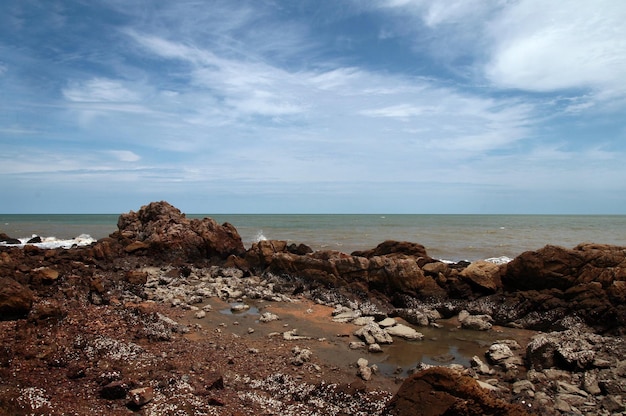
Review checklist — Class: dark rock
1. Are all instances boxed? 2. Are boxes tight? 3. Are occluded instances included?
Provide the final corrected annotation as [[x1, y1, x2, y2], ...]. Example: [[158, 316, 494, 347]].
[[502, 243, 626, 332], [100, 381, 130, 400], [26, 236, 42, 244], [352, 240, 430, 260], [0, 277, 34, 320], [385, 367, 531, 416]]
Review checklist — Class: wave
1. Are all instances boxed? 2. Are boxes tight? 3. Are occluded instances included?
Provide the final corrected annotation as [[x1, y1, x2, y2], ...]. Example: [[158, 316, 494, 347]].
[[0, 234, 96, 249], [254, 230, 268, 243]]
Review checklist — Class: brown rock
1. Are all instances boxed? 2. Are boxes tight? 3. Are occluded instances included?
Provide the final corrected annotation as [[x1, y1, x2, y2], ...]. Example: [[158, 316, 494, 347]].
[[0, 277, 34, 319], [124, 241, 149, 253], [385, 367, 531, 416], [125, 270, 148, 285], [502, 244, 626, 332], [33, 267, 60, 282], [100, 381, 130, 400], [115, 201, 245, 261], [459, 260, 502, 293], [352, 240, 430, 260], [128, 387, 153, 406]]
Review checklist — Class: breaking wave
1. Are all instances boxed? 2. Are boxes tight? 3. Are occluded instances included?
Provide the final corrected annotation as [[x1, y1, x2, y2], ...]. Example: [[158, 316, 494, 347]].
[[0, 234, 96, 249]]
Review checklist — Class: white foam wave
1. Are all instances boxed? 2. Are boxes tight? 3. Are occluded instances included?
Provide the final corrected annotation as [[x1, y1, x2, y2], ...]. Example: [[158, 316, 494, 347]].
[[254, 230, 267, 243], [484, 256, 513, 264], [0, 234, 96, 249]]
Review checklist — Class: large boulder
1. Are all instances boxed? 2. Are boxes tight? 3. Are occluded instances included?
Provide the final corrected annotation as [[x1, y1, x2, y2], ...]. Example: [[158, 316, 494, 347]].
[[384, 367, 531, 416], [0, 277, 34, 320], [502, 244, 626, 333], [114, 201, 245, 261]]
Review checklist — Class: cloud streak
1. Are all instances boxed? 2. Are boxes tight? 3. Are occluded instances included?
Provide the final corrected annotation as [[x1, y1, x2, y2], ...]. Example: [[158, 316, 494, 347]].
[[0, 0, 624, 213]]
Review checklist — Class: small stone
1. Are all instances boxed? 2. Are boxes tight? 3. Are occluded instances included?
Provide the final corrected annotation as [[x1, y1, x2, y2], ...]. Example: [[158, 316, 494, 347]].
[[349, 341, 367, 350], [194, 310, 206, 319], [259, 312, 279, 322], [128, 387, 153, 406], [247, 327, 255, 334], [230, 303, 250, 312], [368, 343, 383, 353]]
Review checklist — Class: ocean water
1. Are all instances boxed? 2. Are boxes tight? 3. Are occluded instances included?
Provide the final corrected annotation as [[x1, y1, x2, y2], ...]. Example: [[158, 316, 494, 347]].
[[1, 213, 625, 261]]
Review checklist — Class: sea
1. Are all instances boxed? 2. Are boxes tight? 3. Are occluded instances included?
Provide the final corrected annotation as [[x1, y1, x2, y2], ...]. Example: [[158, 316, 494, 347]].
[[2, 214, 625, 262]]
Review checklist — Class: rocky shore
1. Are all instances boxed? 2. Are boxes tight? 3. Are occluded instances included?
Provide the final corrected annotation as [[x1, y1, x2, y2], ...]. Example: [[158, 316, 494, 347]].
[[1, 201, 625, 415]]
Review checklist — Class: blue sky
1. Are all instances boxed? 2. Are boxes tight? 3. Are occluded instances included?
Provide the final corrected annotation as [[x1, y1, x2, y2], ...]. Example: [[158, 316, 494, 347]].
[[1, 0, 625, 214]]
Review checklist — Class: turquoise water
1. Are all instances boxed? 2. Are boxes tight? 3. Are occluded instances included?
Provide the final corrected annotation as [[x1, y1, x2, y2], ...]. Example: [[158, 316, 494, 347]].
[[2, 214, 625, 261]]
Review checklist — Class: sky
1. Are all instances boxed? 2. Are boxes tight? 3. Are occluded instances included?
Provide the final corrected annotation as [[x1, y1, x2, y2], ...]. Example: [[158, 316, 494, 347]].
[[1, 0, 626, 214]]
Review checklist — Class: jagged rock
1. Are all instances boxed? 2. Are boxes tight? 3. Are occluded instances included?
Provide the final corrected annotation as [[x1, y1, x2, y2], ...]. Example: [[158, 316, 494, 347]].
[[291, 346, 312, 366], [526, 329, 603, 371], [259, 312, 279, 322], [502, 243, 626, 332], [486, 343, 515, 365], [470, 356, 494, 375], [357, 358, 372, 381], [115, 201, 245, 261], [0, 278, 34, 319], [354, 322, 393, 345]]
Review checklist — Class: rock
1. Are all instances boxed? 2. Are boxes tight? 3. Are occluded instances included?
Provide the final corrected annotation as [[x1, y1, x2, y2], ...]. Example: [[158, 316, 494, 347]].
[[368, 343, 383, 353], [470, 356, 494, 375], [0, 278, 34, 319], [332, 310, 362, 323], [349, 341, 367, 350], [486, 343, 514, 365], [354, 322, 393, 345], [526, 329, 608, 371], [115, 201, 245, 261], [283, 329, 310, 341], [385, 367, 531, 416], [351, 316, 375, 326], [459, 260, 502, 293], [378, 317, 397, 327], [32, 267, 60, 282], [502, 243, 626, 332], [385, 324, 423, 341], [100, 381, 129, 400], [125, 270, 148, 285], [259, 312, 279, 322], [357, 358, 372, 381], [352, 240, 430, 260], [458, 311, 493, 331], [230, 303, 249, 313], [194, 310, 206, 319], [292, 346, 312, 366], [394, 309, 430, 326], [128, 387, 153, 406]]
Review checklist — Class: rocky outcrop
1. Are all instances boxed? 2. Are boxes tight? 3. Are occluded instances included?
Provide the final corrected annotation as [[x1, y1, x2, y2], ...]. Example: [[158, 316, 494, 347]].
[[502, 243, 626, 333], [244, 239, 447, 298], [385, 367, 531, 416], [114, 201, 245, 262]]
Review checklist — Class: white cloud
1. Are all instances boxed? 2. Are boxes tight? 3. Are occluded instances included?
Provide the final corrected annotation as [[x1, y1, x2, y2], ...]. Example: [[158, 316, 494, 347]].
[[107, 150, 141, 162], [63, 78, 142, 102], [485, 0, 626, 95]]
